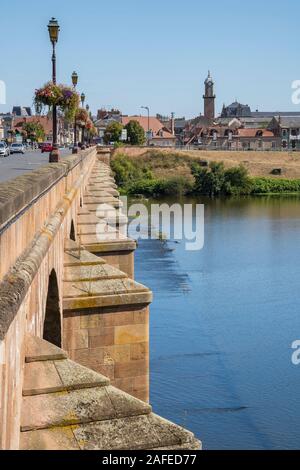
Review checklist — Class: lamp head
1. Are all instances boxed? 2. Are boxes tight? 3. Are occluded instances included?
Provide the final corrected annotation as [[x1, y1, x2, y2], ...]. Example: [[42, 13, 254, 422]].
[[71, 71, 78, 87], [48, 17, 60, 44]]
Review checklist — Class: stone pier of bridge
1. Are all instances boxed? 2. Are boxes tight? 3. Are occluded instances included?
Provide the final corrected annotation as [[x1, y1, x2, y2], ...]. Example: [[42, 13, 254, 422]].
[[0, 146, 201, 450]]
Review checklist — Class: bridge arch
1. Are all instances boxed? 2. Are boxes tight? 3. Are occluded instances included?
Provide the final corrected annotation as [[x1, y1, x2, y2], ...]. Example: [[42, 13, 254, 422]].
[[43, 269, 61, 347], [70, 219, 76, 241]]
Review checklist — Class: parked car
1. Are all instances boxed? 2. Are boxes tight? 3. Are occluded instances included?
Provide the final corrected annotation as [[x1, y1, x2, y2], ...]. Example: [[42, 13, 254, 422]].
[[0, 142, 10, 157], [10, 143, 25, 154], [41, 142, 53, 153]]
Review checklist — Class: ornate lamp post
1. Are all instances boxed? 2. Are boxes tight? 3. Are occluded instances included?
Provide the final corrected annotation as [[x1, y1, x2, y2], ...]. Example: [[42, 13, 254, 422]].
[[86, 104, 90, 146], [48, 17, 60, 162], [81, 93, 86, 149], [141, 106, 150, 146], [71, 71, 79, 154]]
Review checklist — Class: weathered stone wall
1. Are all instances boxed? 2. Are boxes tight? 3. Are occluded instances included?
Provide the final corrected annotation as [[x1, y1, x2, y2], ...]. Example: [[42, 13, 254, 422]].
[[0, 148, 96, 449]]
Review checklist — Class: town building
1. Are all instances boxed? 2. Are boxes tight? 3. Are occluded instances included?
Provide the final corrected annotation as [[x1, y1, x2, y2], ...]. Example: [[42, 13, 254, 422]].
[[121, 115, 176, 147], [268, 116, 300, 150], [179, 73, 300, 150], [221, 102, 252, 118], [12, 106, 32, 117], [11, 115, 53, 142]]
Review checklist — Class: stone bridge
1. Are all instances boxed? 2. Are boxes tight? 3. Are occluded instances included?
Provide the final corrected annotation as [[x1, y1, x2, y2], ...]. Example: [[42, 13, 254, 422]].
[[0, 146, 201, 450]]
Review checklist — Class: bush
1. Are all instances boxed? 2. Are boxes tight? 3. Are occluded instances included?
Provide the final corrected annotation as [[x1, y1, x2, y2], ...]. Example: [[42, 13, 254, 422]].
[[224, 166, 253, 195], [112, 153, 300, 198], [111, 153, 145, 186], [191, 161, 226, 196], [251, 177, 300, 194], [126, 176, 193, 197], [192, 162, 253, 196], [111, 153, 192, 197]]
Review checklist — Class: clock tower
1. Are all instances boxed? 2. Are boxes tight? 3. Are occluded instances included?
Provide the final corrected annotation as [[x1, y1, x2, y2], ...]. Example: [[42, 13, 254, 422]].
[[203, 71, 216, 121]]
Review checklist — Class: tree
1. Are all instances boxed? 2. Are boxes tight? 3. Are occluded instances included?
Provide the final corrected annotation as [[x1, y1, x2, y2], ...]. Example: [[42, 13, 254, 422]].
[[22, 122, 45, 142], [104, 122, 123, 144], [224, 165, 252, 195], [125, 120, 146, 145], [191, 161, 225, 196], [191, 161, 252, 196]]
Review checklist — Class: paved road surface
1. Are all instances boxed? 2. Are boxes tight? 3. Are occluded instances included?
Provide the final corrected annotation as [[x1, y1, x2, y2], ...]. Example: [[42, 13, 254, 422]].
[[0, 148, 72, 183]]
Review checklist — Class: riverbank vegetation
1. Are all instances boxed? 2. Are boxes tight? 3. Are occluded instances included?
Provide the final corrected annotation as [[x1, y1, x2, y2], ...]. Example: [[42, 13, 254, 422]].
[[111, 151, 300, 197]]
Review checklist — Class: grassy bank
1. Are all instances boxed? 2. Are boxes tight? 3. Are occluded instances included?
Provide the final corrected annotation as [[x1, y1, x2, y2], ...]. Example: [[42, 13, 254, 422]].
[[111, 151, 300, 197]]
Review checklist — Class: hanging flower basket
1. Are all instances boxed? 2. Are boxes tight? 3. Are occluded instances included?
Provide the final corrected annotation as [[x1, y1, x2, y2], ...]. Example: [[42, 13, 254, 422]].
[[75, 108, 89, 125], [86, 119, 93, 130], [34, 82, 79, 121]]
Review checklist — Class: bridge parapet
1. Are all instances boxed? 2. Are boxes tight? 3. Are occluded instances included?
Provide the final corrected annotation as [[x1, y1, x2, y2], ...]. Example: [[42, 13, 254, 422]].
[[0, 148, 96, 449]]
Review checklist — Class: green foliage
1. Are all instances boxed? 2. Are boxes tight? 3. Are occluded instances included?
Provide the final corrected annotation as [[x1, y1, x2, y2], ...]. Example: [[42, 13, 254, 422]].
[[191, 162, 253, 196], [191, 161, 226, 196], [112, 152, 300, 198], [251, 177, 300, 194], [224, 166, 253, 195], [111, 153, 191, 197], [104, 122, 123, 144], [126, 176, 193, 197], [113, 141, 124, 149], [22, 122, 45, 142], [111, 153, 146, 186], [125, 120, 146, 145]]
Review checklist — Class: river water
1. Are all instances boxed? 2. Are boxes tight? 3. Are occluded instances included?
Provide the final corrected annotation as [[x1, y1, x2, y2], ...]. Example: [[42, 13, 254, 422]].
[[132, 195, 300, 450]]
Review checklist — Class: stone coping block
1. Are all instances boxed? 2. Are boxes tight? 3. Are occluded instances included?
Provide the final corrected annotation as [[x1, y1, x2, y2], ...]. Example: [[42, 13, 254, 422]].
[[86, 186, 119, 197], [63, 240, 150, 309], [25, 334, 68, 363], [64, 249, 106, 268], [20, 335, 201, 450], [79, 205, 128, 224], [83, 196, 122, 209], [23, 359, 109, 396], [64, 278, 149, 298], [21, 385, 151, 431], [64, 264, 127, 282]]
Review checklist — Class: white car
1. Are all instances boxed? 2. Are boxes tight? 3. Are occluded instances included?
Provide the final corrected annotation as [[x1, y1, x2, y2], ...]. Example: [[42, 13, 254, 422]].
[[10, 143, 25, 154], [0, 142, 10, 157]]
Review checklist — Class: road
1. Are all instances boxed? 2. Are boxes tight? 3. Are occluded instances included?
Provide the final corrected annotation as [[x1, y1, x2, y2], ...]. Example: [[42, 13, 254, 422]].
[[0, 148, 72, 183]]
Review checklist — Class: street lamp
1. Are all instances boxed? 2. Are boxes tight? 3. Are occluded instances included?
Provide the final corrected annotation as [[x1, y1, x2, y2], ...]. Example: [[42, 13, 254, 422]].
[[141, 106, 150, 146], [72, 71, 79, 154], [81, 93, 86, 149], [71, 71, 78, 87], [48, 17, 60, 163]]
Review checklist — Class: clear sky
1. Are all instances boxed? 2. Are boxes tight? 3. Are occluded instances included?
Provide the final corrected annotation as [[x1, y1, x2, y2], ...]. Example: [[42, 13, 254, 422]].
[[1, 0, 300, 118]]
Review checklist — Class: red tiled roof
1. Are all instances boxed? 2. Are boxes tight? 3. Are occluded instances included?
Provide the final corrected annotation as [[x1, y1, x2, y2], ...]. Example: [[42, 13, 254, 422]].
[[12, 116, 53, 135], [237, 128, 274, 137], [151, 131, 176, 139], [121, 116, 163, 134], [121, 116, 175, 140]]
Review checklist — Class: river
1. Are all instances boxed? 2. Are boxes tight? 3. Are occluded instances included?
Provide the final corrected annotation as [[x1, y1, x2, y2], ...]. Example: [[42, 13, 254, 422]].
[[132, 195, 300, 450]]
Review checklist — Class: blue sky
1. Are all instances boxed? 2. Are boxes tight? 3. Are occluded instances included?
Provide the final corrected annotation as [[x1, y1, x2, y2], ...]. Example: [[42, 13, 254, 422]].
[[1, 0, 300, 118]]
